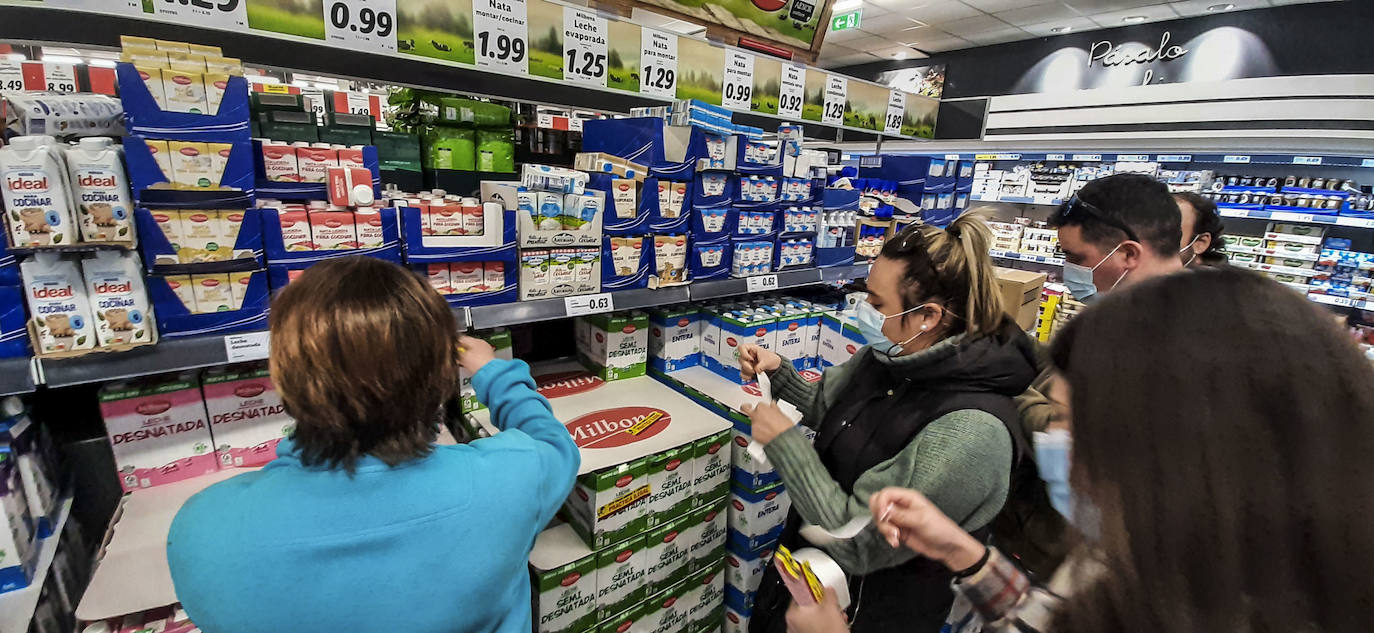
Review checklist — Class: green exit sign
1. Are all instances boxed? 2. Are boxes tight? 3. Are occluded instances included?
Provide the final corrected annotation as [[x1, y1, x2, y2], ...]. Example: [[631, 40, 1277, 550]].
[[831, 10, 862, 32]]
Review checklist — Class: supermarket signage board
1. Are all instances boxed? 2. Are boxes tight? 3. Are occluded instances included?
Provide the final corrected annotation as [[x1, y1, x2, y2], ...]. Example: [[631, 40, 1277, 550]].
[[29, 0, 932, 139]]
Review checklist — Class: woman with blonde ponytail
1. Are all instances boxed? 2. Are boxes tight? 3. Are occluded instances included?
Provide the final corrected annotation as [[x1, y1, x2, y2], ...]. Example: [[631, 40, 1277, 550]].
[[739, 213, 1039, 633]]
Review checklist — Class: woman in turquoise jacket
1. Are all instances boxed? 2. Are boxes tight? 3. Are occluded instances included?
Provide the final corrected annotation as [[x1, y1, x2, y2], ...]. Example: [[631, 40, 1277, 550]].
[[167, 256, 580, 633]]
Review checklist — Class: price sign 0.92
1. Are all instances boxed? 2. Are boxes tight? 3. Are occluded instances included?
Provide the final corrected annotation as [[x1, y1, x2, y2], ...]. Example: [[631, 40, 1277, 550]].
[[325, 0, 397, 54], [156, 0, 248, 31], [722, 50, 754, 111], [565, 292, 614, 317], [474, 0, 528, 74], [884, 90, 905, 135], [563, 7, 608, 88], [746, 274, 780, 293], [777, 64, 806, 119], [822, 75, 847, 125], [640, 28, 678, 99]]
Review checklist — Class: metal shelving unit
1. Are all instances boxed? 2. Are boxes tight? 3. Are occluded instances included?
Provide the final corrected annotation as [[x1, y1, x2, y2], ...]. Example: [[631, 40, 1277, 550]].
[[38, 336, 244, 389], [0, 358, 35, 397], [0, 497, 73, 633]]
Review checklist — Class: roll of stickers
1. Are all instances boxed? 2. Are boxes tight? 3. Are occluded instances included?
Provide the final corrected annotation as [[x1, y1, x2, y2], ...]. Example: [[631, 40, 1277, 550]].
[[774, 545, 851, 610], [745, 373, 802, 465]]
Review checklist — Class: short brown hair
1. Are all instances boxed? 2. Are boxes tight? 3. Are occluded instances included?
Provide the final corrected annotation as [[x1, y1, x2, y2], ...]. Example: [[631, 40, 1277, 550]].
[[269, 257, 459, 471]]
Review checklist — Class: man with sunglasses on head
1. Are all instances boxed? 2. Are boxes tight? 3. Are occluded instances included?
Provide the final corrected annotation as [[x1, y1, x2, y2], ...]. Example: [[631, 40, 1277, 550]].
[[1049, 173, 1184, 303]]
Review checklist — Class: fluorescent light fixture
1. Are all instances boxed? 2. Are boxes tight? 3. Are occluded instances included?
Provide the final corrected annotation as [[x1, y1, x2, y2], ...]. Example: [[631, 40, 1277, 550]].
[[1122, 15, 1147, 23], [1207, 3, 1235, 10], [42, 55, 84, 65], [1050, 26, 1071, 33], [832, 0, 862, 13], [88, 59, 117, 68]]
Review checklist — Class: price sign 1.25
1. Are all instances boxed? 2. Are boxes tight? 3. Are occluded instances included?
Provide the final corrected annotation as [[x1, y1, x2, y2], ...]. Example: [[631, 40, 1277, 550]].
[[563, 7, 608, 88], [324, 0, 397, 54], [474, 0, 529, 74]]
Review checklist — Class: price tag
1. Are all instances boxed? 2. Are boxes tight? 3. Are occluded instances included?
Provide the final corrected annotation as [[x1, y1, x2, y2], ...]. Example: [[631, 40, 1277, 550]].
[[1223, 155, 1251, 164], [154, 0, 249, 31], [883, 91, 905, 135], [536, 111, 555, 128], [300, 87, 327, 126], [821, 75, 846, 125], [746, 274, 780, 293], [1116, 154, 1150, 162], [722, 49, 755, 111], [473, 0, 528, 74], [1362, 159, 1374, 168], [943, 154, 960, 161], [569, 116, 584, 133], [259, 83, 292, 94], [1292, 156, 1323, 166], [1046, 154, 1065, 161], [563, 7, 608, 88], [0, 61, 24, 93], [564, 292, 614, 316], [224, 331, 271, 362], [324, 0, 397, 54], [330, 91, 379, 120], [20, 62, 77, 93], [1071, 154, 1102, 162], [777, 64, 805, 119], [1156, 154, 1192, 163], [46, 0, 145, 15], [639, 28, 677, 99]]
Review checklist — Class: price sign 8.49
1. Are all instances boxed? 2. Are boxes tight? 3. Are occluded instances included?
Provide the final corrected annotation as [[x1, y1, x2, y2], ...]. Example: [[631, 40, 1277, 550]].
[[563, 7, 608, 88], [474, 0, 529, 74], [324, 0, 397, 54], [156, 0, 248, 31]]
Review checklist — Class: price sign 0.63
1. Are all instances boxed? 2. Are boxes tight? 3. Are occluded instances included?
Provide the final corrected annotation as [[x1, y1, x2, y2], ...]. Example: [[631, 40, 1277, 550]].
[[157, 0, 248, 31], [563, 7, 608, 88], [325, 0, 397, 54], [565, 293, 614, 316], [474, 0, 529, 74]]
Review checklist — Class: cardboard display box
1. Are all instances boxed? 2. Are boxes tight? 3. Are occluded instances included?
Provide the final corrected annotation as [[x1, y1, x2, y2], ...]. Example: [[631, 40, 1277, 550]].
[[994, 267, 1047, 331]]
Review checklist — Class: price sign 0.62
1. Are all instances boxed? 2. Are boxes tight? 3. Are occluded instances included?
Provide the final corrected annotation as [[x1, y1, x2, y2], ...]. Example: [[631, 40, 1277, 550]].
[[474, 0, 528, 74], [746, 274, 779, 293], [640, 28, 677, 99], [563, 7, 608, 88], [325, 0, 397, 54], [157, 0, 248, 31]]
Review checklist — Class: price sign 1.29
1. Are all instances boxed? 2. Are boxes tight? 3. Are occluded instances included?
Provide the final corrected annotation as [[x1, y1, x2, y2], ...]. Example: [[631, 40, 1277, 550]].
[[474, 0, 529, 74], [639, 28, 677, 99], [563, 7, 608, 88], [325, 0, 397, 54], [157, 0, 248, 31], [822, 75, 847, 125]]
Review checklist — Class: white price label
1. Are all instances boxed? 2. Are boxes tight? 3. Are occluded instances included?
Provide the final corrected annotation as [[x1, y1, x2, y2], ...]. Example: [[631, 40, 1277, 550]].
[[23, 62, 77, 93], [46, 0, 144, 15], [883, 91, 905, 135], [1116, 154, 1150, 162], [344, 91, 376, 118], [944, 154, 960, 161], [1223, 155, 1251, 164], [569, 116, 583, 133], [822, 75, 847, 125], [746, 274, 779, 293], [536, 111, 555, 128], [224, 331, 271, 362], [1292, 156, 1323, 166], [1363, 159, 1374, 168], [474, 0, 528, 73], [1156, 154, 1192, 163], [639, 28, 677, 99], [563, 7, 608, 87], [564, 292, 614, 316], [301, 88, 327, 126], [0, 62, 21, 92], [1046, 154, 1066, 161], [777, 64, 805, 119], [722, 50, 755, 111], [1071, 154, 1102, 162], [154, 0, 248, 31], [325, 0, 397, 54]]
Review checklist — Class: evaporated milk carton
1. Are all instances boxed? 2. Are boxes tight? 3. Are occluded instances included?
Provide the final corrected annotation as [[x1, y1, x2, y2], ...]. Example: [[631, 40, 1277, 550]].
[[201, 363, 293, 468], [565, 458, 650, 550], [648, 306, 701, 372], [81, 251, 154, 347], [692, 429, 731, 503], [595, 534, 648, 622], [646, 443, 695, 527], [529, 523, 598, 633], [22, 253, 97, 354], [577, 311, 649, 381], [98, 374, 218, 492], [683, 495, 728, 571], [645, 512, 694, 595]]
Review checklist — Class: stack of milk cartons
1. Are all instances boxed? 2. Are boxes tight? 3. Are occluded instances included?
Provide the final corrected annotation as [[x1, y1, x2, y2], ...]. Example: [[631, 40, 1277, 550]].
[[575, 311, 649, 381], [1, 135, 136, 249], [200, 361, 294, 468], [20, 249, 156, 357], [97, 372, 219, 492], [648, 305, 702, 373]]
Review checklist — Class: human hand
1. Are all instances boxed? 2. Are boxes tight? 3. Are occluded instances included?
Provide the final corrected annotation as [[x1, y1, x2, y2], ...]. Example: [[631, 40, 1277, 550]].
[[740, 400, 793, 445], [457, 334, 496, 375], [739, 344, 781, 379], [870, 487, 986, 572], [785, 588, 848, 633]]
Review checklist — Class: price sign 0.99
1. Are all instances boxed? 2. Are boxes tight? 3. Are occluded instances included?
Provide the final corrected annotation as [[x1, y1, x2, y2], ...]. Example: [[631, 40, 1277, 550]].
[[156, 0, 248, 31], [565, 293, 614, 317], [324, 0, 397, 54], [722, 50, 754, 111], [822, 75, 847, 125], [474, 0, 529, 74], [563, 7, 608, 88], [640, 28, 677, 99], [777, 64, 805, 119], [884, 90, 905, 135]]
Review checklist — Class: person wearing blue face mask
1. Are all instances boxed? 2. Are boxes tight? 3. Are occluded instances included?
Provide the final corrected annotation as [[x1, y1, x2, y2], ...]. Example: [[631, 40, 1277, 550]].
[[735, 214, 1039, 633]]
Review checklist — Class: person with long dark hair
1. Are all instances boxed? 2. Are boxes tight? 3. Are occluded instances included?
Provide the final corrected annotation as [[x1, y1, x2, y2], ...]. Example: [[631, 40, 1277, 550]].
[[1175, 192, 1227, 267], [787, 266, 1374, 633]]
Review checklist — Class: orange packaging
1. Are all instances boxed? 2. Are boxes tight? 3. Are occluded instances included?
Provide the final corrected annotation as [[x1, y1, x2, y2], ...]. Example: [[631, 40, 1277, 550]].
[[308, 211, 357, 250]]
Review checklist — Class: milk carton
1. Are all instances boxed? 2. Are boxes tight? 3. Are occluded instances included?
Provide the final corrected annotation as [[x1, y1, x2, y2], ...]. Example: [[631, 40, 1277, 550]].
[[168, 142, 215, 188], [692, 429, 731, 503], [646, 443, 695, 527], [644, 512, 694, 595], [772, 311, 810, 368], [724, 540, 774, 608], [529, 524, 598, 633], [595, 534, 648, 621], [682, 563, 726, 631], [65, 137, 134, 243], [178, 210, 224, 262], [698, 309, 722, 369], [97, 374, 218, 492], [577, 311, 649, 381], [81, 251, 154, 347], [191, 273, 233, 313], [521, 249, 551, 300], [277, 210, 314, 251], [641, 577, 693, 633], [1, 136, 78, 247], [684, 495, 728, 571], [724, 605, 749, 633], [730, 429, 778, 489], [596, 602, 648, 633], [817, 312, 864, 368], [164, 275, 197, 312], [727, 482, 790, 551], [565, 458, 650, 550], [648, 306, 701, 372], [201, 364, 293, 468], [21, 253, 97, 354], [0, 453, 35, 593]]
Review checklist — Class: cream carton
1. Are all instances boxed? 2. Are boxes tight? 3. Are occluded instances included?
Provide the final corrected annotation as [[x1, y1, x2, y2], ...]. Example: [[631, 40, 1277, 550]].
[[201, 364, 293, 468], [683, 495, 728, 571], [450, 261, 485, 293], [21, 253, 97, 354], [529, 523, 598, 633], [595, 534, 648, 622], [178, 210, 227, 262], [1, 136, 78, 247], [565, 458, 650, 550], [220, 209, 247, 259], [727, 482, 790, 550], [648, 306, 701, 372], [82, 251, 154, 347], [354, 209, 385, 249], [645, 512, 694, 595], [163, 69, 207, 114], [308, 211, 358, 250], [296, 145, 337, 184], [428, 202, 465, 236], [97, 375, 218, 492], [277, 210, 314, 251], [228, 271, 253, 309], [692, 429, 731, 503], [425, 263, 452, 294], [191, 273, 232, 313], [144, 139, 175, 183], [577, 311, 649, 381], [646, 443, 695, 527], [65, 137, 134, 242], [168, 142, 214, 188], [681, 562, 726, 630], [261, 142, 300, 183], [206, 142, 232, 188], [204, 73, 230, 115], [484, 261, 506, 292], [164, 275, 197, 312], [133, 65, 167, 109]]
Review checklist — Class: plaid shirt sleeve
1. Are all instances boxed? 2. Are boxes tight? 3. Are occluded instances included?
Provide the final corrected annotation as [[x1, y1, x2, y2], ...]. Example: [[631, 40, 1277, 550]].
[[954, 548, 1064, 633]]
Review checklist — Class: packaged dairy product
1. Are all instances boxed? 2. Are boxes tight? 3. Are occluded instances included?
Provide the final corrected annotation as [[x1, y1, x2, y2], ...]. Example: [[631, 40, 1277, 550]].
[[669, 182, 688, 218], [65, 138, 134, 242], [610, 237, 645, 276], [521, 250, 551, 300], [178, 210, 227, 262], [657, 180, 672, 217], [641, 576, 692, 633], [0, 453, 35, 593], [191, 273, 232, 312], [596, 603, 646, 633], [596, 534, 647, 621], [81, 251, 154, 347], [681, 562, 726, 630], [692, 429, 731, 503], [228, 271, 254, 309], [308, 211, 357, 250], [575, 249, 598, 290], [646, 443, 695, 527], [203, 73, 230, 114], [278, 210, 314, 251], [484, 261, 505, 292], [206, 143, 232, 188], [426, 263, 452, 294], [168, 142, 214, 188], [261, 142, 300, 183], [164, 275, 197, 312], [219, 209, 246, 259], [724, 540, 774, 603], [1, 136, 78, 247], [450, 261, 485, 293], [562, 193, 601, 231], [354, 209, 385, 249], [683, 495, 728, 570], [297, 144, 337, 184], [201, 364, 293, 468], [609, 178, 637, 219], [817, 312, 863, 368], [428, 202, 464, 236], [577, 311, 649, 381], [550, 249, 577, 291], [337, 145, 365, 169], [564, 458, 650, 550], [21, 253, 97, 354], [648, 306, 700, 372], [655, 235, 688, 284], [727, 482, 790, 550], [645, 512, 694, 595], [97, 374, 218, 492], [163, 69, 207, 114], [133, 65, 167, 109], [529, 524, 598, 633], [536, 192, 564, 230], [144, 139, 175, 183], [461, 197, 485, 236]]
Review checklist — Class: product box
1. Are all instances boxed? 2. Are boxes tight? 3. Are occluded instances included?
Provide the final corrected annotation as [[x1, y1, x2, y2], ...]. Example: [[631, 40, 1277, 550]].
[[529, 523, 598, 633], [646, 443, 695, 528], [596, 603, 647, 633], [683, 495, 728, 571], [816, 312, 863, 368], [692, 429, 732, 503], [682, 562, 727, 631], [725, 604, 749, 633], [200, 363, 293, 468], [644, 512, 694, 595], [709, 312, 776, 383], [641, 576, 693, 633], [993, 267, 1047, 332], [566, 458, 650, 550], [730, 429, 778, 490], [578, 311, 650, 381], [0, 452, 35, 593], [596, 534, 648, 622], [97, 374, 218, 493], [770, 310, 817, 371], [724, 540, 775, 609], [459, 328, 514, 413], [648, 306, 701, 373], [727, 482, 790, 551]]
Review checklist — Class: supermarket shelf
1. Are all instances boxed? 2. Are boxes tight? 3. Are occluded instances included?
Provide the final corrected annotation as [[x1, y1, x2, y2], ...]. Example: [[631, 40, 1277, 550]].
[[0, 358, 35, 397], [468, 286, 692, 328], [40, 335, 249, 389], [1308, 292, 1374, 311], [689, 269, 824, 301], [911, 152, 1374, 168], [971, 194, 1063, 206], [990, 249, 1064, 267], [0, 497, 73, 633], [1225, 244, 1320, 261], [1218, 208, 1374, 229], [819, 263, 872, 282]]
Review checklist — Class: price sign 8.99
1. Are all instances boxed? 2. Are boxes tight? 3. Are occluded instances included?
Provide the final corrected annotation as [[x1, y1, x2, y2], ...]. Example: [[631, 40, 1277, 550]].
[[156, 0, 248, 31], [324, 0, 397, 54], [563, 7, 608, 88], [474, 0, 529, 74]]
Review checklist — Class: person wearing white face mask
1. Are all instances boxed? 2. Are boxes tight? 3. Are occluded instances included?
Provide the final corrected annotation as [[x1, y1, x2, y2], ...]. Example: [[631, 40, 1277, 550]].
[[736, 214, 1039, 633], [1174, 192, 1228, 268]]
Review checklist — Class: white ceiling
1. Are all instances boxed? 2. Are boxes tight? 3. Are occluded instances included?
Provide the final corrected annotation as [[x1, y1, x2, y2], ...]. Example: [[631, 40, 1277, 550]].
[[817, 0, 1341, 68]]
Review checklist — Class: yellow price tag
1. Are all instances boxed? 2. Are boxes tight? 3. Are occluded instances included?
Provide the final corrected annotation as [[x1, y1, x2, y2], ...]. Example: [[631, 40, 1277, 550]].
[[626, 411, 664, 436], [260, 84, 291, 94]]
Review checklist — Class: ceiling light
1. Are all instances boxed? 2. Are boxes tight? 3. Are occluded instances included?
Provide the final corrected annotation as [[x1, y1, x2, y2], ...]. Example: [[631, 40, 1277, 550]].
[[832, 0, 862, 12], [1207, 3, 1234, 10], [1049, 26, 1071, 33], [892, 51, 909, 59], [1122, 15, 1147, 23], [42, 55, 84, 65]]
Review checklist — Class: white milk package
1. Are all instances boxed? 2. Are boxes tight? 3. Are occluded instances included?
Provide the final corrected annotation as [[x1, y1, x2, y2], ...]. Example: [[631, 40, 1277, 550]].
[[576, 311, 649, 381], [201, 363, 294, 468], [595, 534, 648, 622], [81, 251, 155, 347], [22, 253, 98, 354], [648, 306, 702, 372], [1, 136, 78, 247], [645, 512, 694, 595], [727, 481, 790, 551], [529, 523, 598, 633], [0, 452, 36, 593], [646, 443, 695, 528], [98, 373, 219, 492], [64, 137, 134, 243]]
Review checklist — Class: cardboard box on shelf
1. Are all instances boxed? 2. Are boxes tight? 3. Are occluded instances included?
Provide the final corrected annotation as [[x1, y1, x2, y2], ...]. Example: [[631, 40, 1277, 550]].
[[529, 523, 598, 633], [644, 511, 694, 595], [726, 482, 789, 551], [646, 443, 695, 528], [565, 457, 650, 551], [692, 430, 732, 504], [816, 312, 863, 368], [595, 534, 648, 622], [683, 495, 728, 571], [577, 311, 650, 381], [724, 540, 775, 605], [993, 267, 1047, 331], [648, 306, 701, 373]]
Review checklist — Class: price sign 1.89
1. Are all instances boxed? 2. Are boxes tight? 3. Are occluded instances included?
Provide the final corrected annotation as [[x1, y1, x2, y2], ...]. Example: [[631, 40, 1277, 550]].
[[474, 0, 529, 74], [884, 90, 905, 135], [324, 0, 397, 54], [563, 7, 608, 87]]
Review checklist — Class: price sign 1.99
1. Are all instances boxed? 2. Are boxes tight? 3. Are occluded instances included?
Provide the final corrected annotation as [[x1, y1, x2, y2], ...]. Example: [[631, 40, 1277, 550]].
[[639, 28, 678, 99], [324, 0, 397, 54], [722, 50, 754, 111], [474, 0, 529, 74], [563, 7, 608, 88], [884, 90, 905, 135], [822, 74, 847, 125], [156, 0, 248, 31], [777, 64, 806, 119]]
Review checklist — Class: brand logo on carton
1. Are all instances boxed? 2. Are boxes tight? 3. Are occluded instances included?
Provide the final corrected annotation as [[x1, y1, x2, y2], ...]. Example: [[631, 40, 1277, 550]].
[[594, 332, 605, 343], [78, 174, 117, 188], [666, 458, 681, 471], [622, 324, 636, 334], [732, 499, 745, 511], [733, 435, 749, 447], [677, 318, 690, 327], [706, 510, 719, 521], [179, 145, 200, 156], [652, 327, 662, 337], [662, 597, 677, 608], [94, 280, 133, 294], [534, 370, 603, 398], [726, 556, 739, 568], [32, 284, 74, 299], [616, 620, 634, 633], [663, 530, 679, 543], [708, 442, 722, 455], [565, 406, 671, 448], [173, 75, 192, 86], [788, 322, 799, 332], [755, 327, 767, 337], [136, 400, 172, 415], [201, 278, 220, 288], [615, 474, 634, 488], [264, 147, 291, 159], [561, 572, 582, 587], [615, 548, 635, 563], [234, 383, 267, 398], [189, 213, 209, 223], [6, 174, 48, 191], [226, 212, 244, 222], [765, 492, 778, 501], [727, 613, 740, 624], [725, 337, 738, 348], [326, 219, 343, 228], [846, 343, 857, 354]]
